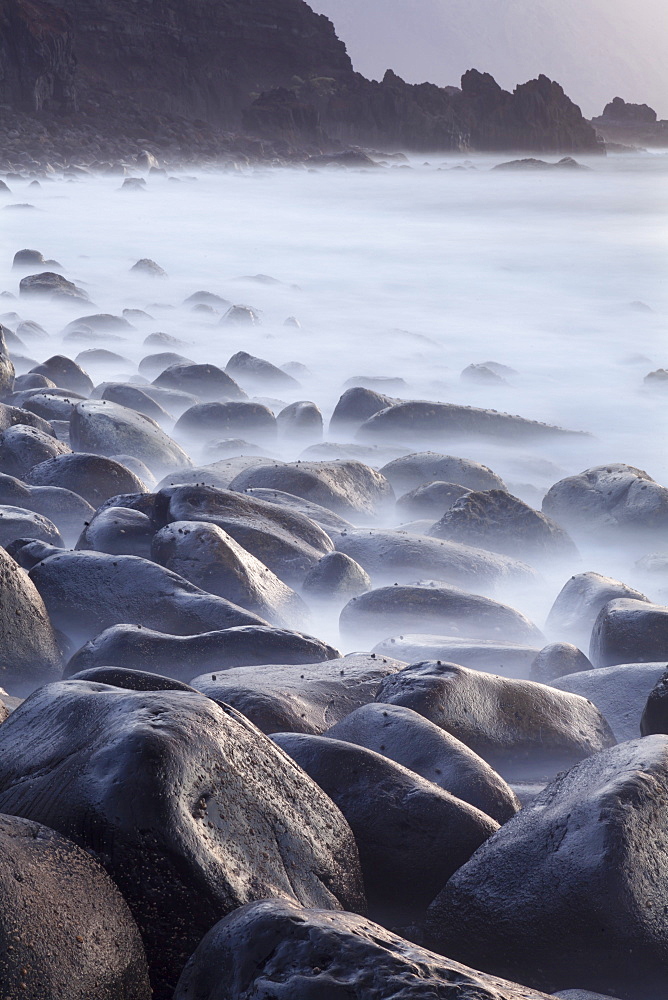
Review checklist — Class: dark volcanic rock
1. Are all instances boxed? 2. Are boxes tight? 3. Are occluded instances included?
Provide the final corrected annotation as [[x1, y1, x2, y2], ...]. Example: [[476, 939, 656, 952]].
[[0, 504, 63, 547], [589, 598, 668, 668], [0, 400, 55, 435], [0, 813, 150, 999], [0, 423, 70, 478], [192, 652, 406, 735], [226, 351, 300, 391], [0, 471, 94, 543], [273, 731, 498, 925], [373, 635, 541, 679], [542, 464, 668, 538], [101, 382, 173, 422], [424, 737, 668, 999], [76, 505, 155, 558], [429, 489, 578, 563], [20, 272, 90, 304], [545, 571, 649, 648], [26, 452, 148, 506], [0, 682, 365, 998], [302, 550, 371, 601], [151, 519, 308, 629], [551, 662, 668, 744], [241, 487, 354, 536], [596, 96, 658, 124], [327, 702, 519, 823], [30, 354, 93, 393], [329, 386, 400, 433], [20, 543, 267, 645], [138, 353, 194, 380], [358, 400, 584, 446], [175, 401, 276, 442], [376, 661, 614, 781], [640, 669, 668, 736], [277, 400, 323, 441], [335, 528, 537, 588], [228, 459, 395, 522], [70, 398, 191, 475], [154, 362, 246, 402], [66, 623, 340, 680], [20, 387, 86, 421], [68, 665, 199, 692], [530, 642, 593, 683], [340, 583, 544, 646], [0, 0, 77, 115], [154, 484, 334, 586], [0, 544, 62, 693], [395, 480, 472, 520], [173, 899, 554, 1000]]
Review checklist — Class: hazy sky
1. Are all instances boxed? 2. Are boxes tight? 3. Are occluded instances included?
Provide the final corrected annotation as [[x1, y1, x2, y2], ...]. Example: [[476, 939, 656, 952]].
[[309, 0, 667, 118]]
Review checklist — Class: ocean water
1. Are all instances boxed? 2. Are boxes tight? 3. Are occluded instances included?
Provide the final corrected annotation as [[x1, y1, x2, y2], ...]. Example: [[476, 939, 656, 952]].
[[2, 151, 667, 642]]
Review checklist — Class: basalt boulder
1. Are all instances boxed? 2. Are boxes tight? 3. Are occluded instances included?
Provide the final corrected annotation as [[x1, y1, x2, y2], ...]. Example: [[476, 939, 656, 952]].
[[17, 543, 266, 646], [101, 382, 173, 422], [228, 459, 395, 522], [273, 731, 498, 925], [640, 669, 668, 736], [335, 528, 537, 589], [153, 485, 334, 586], [0, 813, 151, 999], [154, 363, 246, 402], [191, 652, 406, 735], [0, 423, 71, 478], [151, 520, 308, 629], [302, 550, 371, 602], [551, 662, 668, 743], [376, 661, 614, 781], [0, 545, 62, 694], [0, 472, 94, 544], [66, 624, 340, 680], [372, 635, 541, 679], [327, 702, 519, 823], [381, 451, 506, 494], [70, 399, 191, 476], [531, 643, 593, 683], [0, 400, 55, 435], [545, 572, 649, 649], [29, 354, 93, 394], [76, 505, 155, 558], [174, 401, 277, 443], [329, 386, 399, 433], [20, 388, 86, 421], [424, 737, 668, 999], [542, 464, 668, 539], [589, 599, 668, 667], [340, 584, 544, 647], [173, 899, 554, 1000], [358, 401, 583, 446], [240, 487, 354, 536], [277, 400, 323, 442], [0, 683, 365, 999], [0, 504, 63, 547], [395, 480, 472, 520], [429, 489, 578, 563], [26, 452, 148, 506], [226, 351, 300, 391]]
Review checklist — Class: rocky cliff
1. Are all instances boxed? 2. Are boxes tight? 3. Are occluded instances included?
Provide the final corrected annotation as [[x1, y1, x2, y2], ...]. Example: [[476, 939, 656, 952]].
[[0, 0, 602, 156]]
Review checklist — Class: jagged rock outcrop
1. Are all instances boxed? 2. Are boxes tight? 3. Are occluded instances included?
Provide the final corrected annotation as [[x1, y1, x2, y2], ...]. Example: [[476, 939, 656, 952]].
[[594, 96, 657, 124], [0, 0, 76, 112]]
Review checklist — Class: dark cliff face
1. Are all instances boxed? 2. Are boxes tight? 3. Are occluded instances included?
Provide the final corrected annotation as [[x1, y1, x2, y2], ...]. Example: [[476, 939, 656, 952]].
[[0, 0, 601, 154], [46, 0, 353, 124], [0, 0, 76, 112]]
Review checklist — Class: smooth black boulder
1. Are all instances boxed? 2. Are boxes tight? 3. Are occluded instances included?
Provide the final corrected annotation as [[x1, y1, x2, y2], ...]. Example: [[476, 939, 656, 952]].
[[0, 682, 365, 999], [395, 480, 472, 519], [589, 598, 668, 667], [0, 813, 151, 999], [154, 362, 246, 401], [329, 386, 399, 433], [240, 486, 354, 536], [546, 571, 649, 649], [226, 350, 300, 391], [70, 398, 191, 476], [376, 661, 615, 781], [381, 451, 507, 494], [173, 898, 554, 1000], [424, 737, 668, 999], [358, 400, 583, 445], [277, 400, 323, 441], [373, 635, 541, 679], [228, 459, 395, 522], [151, 520, 308, 629], [0, 504, 63, 547], [76, 505, 155, 558], [153, 485, 334, 586], [101, 382, 173, 422], [429, 489, 578, 563], [174, 401, 277, 442], [26, 452, 148, 506], [545, 571, 648, 648], [138, 353, 194, 380], [0, 472, 94, 543], [0, 400, 55, 435], [20, 544, 267, 645], [640, 669, 668, 735], [530, 642, 593, 683], [0, 423, 71, 478], [68, 665, 202, 693], [551, 662, 668, 743], [302, 550, 371, 601], [542, 464, 668, 538], [340, 584, 544, 646], [0, 545, 62, 693], [20, 387, 86, 421], [29, 354, 93, 394], [326, 702, 519, 823], [20, 272, 90, 304], [66, 623, 340, 680], [192, 652, 406, 735], [272, 731, 498, 924]]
